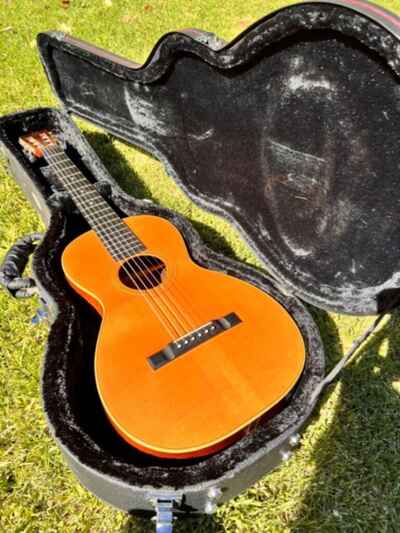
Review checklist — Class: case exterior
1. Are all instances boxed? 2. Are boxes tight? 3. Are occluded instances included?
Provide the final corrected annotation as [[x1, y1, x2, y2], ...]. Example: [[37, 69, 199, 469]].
[[1, 0, 400, 518], [312, 0, 400, 36]]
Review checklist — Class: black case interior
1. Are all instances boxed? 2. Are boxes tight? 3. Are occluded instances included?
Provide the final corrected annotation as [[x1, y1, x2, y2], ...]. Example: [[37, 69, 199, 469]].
[[38, 1, 400, 316], [1, 0, 399, 514]]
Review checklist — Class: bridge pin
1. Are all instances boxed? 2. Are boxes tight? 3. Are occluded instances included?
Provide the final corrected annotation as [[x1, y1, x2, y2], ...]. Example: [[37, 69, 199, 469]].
[[191, 336, 195, 341], [184, 340, 189, 344], [204, 329, 209, 334], [198, 333, 202, 337]]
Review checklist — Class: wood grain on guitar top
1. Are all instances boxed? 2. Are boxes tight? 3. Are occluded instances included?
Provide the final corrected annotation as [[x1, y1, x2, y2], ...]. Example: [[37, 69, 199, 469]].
[[62, 214, 305, 458]]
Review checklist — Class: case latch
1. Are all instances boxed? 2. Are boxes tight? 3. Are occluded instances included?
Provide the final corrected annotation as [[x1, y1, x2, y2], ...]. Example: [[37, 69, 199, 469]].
[[148, 493, 182, 533]]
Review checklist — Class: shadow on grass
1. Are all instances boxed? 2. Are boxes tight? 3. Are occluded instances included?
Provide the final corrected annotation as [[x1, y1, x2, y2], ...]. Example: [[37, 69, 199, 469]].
[[85, 131, 239, 260], [84, 131, 152, 200], [288, 309, 400, 530]]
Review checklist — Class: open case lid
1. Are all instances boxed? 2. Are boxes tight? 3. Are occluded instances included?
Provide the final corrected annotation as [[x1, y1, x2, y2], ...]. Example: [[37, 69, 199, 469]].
[[37, 0, 400, 316]]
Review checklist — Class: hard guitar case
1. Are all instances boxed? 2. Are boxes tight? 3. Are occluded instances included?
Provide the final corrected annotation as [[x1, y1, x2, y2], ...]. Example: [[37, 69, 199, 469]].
[[1, 0, 400, 529]]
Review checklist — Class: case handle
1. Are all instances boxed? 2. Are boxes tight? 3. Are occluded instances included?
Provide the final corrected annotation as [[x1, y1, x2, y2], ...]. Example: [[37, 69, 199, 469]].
[[0, 233, 43, 299]]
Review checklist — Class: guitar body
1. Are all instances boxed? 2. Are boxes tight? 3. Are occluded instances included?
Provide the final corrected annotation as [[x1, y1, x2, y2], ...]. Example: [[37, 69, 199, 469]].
[[62, 214, 305, 458]]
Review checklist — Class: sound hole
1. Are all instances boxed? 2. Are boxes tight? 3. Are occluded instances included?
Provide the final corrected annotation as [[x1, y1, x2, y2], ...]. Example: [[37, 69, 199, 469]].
[[119, 255, 166, 290]]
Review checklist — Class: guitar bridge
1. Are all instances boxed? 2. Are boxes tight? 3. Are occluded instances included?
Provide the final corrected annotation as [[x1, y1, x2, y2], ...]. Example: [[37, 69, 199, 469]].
[[148, 312, 242, 370]]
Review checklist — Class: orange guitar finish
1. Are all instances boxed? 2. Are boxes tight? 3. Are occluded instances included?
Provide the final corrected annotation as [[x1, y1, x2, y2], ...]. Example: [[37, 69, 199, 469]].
[[62, 215, 305, 458]]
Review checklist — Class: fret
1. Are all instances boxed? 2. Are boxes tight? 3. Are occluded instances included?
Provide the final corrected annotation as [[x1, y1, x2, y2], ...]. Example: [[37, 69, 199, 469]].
[[43, 146, 145, 259], [73, 184, 97, 193], [61, 174, 92, 186], [47, 154, 73, 165], [94, 233, 141, 251], [82, 205, 121, 223], [88, 231, 142, 261], [94, 228, 140, 250], [75, 201, 144, 257], [49, 164, 78, 173], [73, 200, 133, 235], [46, 150, 68, 159], [72, 189, 111, 205], [84, 217, 137, 244], [74, 183, 95, 193], [85, 205, 117, 217]]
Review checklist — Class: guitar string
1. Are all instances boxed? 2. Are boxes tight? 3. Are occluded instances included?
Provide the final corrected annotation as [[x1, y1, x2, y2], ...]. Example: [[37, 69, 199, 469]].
[[26, 135, 180, 339], [44, 148, 197, 336], [43, 146, 182, 339], [43, 144, 197, 337], [45, 176, 204, 328], [44, 146, 189, 339], [44, 146, 202, 333], [39, 160, 201, 329], [139, 255, 204, 326]]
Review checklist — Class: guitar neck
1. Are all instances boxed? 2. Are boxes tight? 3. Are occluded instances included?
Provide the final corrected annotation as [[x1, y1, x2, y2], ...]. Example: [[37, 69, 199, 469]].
[[44, 145, 145, 261]]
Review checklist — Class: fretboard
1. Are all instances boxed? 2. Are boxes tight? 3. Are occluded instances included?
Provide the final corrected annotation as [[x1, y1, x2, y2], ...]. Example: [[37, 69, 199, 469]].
[[44, 145, 145, 261]]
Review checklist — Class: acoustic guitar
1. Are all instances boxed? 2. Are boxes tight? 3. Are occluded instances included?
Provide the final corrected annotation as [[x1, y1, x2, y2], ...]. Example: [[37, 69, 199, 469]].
[[19, 130, 306, 459]]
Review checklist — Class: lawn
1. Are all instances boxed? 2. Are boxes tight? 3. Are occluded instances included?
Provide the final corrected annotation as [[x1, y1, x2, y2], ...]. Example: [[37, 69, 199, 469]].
[[1, 0, 400, 531]]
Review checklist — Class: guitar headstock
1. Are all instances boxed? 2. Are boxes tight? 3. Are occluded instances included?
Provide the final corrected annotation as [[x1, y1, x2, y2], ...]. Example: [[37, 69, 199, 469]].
[[19, 130, 58, 159]]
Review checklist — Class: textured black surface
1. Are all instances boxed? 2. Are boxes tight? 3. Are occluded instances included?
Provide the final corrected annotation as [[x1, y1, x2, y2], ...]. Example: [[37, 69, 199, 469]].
[[38, 2, 400, 314]]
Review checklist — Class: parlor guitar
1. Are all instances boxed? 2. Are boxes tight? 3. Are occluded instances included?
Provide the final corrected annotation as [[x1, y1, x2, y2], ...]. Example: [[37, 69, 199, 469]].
[[19, 130, 305, 459]]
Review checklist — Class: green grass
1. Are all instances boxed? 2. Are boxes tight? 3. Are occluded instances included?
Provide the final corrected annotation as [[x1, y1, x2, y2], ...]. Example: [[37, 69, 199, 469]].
[[1, 0, 400, 531]]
